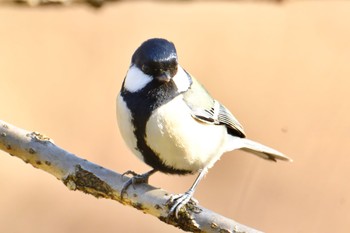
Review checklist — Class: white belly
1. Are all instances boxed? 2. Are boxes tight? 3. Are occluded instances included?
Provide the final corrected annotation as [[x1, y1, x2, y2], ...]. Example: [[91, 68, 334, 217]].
[[145, 95, 228, 172], [117, 95, 145, 162]]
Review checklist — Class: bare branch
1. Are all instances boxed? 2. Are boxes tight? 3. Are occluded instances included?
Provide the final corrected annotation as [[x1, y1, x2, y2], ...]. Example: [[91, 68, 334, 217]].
[[0, 0, 285, 9], [0, 119, 262, 233]]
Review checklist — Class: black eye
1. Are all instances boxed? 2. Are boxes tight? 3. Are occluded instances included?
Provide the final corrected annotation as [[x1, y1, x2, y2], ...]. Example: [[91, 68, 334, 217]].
[[141, 64, 150, 74]]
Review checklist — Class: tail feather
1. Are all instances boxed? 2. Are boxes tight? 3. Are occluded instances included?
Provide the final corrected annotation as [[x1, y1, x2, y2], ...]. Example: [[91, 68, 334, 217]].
[[226, 137, 292, 162]]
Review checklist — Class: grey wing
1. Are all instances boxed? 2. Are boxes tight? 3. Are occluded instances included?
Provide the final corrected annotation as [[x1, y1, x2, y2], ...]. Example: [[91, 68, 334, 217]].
[[192, 99, 246, 138], [182, 75, 246, 138]]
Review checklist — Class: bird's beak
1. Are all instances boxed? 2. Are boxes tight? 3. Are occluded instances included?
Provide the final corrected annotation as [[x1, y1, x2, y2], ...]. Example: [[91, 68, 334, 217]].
[[156, 71, 172, 83]]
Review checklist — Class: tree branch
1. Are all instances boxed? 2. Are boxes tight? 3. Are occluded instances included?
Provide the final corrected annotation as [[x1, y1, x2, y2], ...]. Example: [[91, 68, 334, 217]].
[[0, 0, 285, 9], [0, 119, 262, 233]]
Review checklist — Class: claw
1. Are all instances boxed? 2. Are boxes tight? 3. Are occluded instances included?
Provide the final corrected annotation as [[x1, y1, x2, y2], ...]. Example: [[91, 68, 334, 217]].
[[167, 167, 208, 218], [168, 190, 195, 218], [120, 178, 133, 198], [122, 170, 139, 177], [120, 169, 156, 199]]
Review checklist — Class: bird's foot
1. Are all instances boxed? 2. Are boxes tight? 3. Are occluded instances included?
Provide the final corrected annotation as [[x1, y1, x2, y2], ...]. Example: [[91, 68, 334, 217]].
[[120, 170, 154, 199], [168, 190, 198, 218]]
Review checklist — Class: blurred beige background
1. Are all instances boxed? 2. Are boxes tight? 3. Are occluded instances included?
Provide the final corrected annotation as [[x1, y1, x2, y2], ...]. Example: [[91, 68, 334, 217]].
[[0, 1, 349, 233]]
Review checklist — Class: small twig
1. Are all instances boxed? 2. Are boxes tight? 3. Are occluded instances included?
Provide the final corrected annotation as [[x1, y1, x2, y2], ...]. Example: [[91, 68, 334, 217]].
[[0, 119, 262, 233]]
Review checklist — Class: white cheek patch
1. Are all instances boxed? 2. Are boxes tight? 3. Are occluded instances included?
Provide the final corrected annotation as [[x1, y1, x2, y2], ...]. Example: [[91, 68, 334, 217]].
[[123, 65, 152, 93], [172, 66, 191, 93]]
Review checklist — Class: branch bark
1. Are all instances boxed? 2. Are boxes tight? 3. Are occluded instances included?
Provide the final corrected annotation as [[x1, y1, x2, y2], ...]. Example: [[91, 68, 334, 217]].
[[0, 119, 262, 233]]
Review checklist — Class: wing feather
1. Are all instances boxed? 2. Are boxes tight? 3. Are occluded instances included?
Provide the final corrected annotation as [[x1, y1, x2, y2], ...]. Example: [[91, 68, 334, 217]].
[[182, 74, 246, 138]]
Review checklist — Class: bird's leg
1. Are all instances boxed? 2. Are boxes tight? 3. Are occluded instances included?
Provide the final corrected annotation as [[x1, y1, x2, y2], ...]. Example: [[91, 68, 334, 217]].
[[168, 167, 208, 218], [121, 169, 157, 199]]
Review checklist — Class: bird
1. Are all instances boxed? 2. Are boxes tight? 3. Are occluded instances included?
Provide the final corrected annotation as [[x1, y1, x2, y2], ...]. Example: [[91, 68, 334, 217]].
[[116, 38, 292, 218]]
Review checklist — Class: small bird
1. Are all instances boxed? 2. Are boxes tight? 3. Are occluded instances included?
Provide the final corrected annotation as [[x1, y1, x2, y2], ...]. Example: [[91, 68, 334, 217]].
[[117, 38, 292, 218]]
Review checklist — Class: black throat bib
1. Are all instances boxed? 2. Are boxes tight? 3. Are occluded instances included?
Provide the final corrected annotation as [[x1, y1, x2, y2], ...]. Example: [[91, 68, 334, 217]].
[[121, 80, 192, 174]]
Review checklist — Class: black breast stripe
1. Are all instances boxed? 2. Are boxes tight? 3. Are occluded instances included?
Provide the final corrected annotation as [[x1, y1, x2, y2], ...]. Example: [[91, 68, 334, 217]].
[[121, 80, 192, 175]]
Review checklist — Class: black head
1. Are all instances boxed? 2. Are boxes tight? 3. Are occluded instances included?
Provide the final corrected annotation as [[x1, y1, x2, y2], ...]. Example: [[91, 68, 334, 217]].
[[132, 38, 178, 82]]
